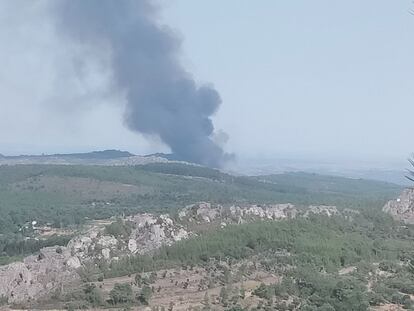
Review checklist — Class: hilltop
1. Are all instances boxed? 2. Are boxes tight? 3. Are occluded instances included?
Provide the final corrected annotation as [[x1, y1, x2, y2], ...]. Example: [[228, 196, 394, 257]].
[[0, 150, 170, 166], [0, 149, 134, 160]]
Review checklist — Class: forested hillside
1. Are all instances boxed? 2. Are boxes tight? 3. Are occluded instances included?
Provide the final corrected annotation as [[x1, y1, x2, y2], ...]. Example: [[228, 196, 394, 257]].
[[57, 211, 414, 310], [0, 163, 411, 310], [0, 163, 401, 235]]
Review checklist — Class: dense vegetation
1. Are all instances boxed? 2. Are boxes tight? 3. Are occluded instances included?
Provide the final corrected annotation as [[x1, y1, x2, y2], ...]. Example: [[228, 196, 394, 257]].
[[0, 235, 72, 265], [1, 162, 411, 309], [103, 210, 412, 275], [0, 163, 401, 236], [94, 211, 414, 310], [0, 163, 402, 268]]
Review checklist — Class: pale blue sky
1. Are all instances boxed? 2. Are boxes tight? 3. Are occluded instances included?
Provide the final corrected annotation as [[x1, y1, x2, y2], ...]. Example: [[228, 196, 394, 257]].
[[0, 0, 413, 166], [162, 0, 414, 162]]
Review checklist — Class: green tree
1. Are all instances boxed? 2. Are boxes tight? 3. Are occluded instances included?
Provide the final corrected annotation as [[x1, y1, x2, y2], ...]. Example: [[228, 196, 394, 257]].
[[105, 218, 132, 238], [149, 271, 157, 283], [135, 273, 142, 286], [331, 280, 369, 311], [137, 285, 152, 305], [109, 283, 133, 305], [253, 283, 272, 300], [239, 287, 246, 299], [319, 304, 335, 311], [83, 283, 104, 307]]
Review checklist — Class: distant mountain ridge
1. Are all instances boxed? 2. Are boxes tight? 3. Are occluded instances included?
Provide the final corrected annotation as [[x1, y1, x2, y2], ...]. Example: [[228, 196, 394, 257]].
[[0, 149, 134, 160], [0, 150, 172, 166]]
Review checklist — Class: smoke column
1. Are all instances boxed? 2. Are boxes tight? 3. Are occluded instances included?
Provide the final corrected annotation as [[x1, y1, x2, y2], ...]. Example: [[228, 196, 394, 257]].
[[53, 0, 230, 167]]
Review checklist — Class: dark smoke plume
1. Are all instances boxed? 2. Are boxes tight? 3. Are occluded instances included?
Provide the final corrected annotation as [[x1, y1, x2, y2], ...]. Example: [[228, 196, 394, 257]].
[[53, 0, 231, 167]]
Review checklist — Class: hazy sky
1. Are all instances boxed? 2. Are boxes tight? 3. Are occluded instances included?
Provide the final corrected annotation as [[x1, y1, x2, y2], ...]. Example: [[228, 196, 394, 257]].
[[1, 0, 414, 165]]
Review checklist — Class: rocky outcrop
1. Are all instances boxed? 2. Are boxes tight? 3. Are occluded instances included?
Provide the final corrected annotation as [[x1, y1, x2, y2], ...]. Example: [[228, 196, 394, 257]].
[[304, 205, 339, 218], [127, 214, 190, 254], [61, 213, 190, 262], [230, 203, 297, 221], [179, 202, 344, 225], [0, 246, 80, 304], [0, 213, 190, 305], [383, 188, 414, 224], [0, 202, 351, 305]]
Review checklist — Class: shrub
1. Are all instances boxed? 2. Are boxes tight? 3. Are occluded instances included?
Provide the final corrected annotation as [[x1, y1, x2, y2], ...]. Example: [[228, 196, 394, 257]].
[[83, 283, 104, 307], [109, 283, 133, 305], [105, 219, 132, 238], [136, 285, 152, 305]]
